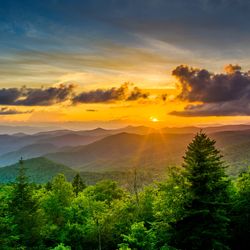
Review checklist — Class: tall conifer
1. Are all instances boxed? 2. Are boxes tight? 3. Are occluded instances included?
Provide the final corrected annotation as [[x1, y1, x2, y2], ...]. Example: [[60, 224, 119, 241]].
[[9, 158, 40, 247], [171, 132, 230, 250], [72, 173, 86, 196]]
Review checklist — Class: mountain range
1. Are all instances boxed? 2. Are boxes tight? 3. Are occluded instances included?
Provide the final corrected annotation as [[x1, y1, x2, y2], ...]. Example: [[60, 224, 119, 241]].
[[1, 124, 250, 183]]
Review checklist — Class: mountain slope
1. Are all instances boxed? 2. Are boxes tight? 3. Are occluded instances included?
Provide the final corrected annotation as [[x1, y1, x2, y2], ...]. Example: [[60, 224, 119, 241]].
[[37, 134, 107, 147], [0, 143, 59, 167], [2, 126, 250, 179], [45, 132, 194, 171], [0, 157, 76, 183], [44, 130, 250, 175], [0, 128, 111, 157]]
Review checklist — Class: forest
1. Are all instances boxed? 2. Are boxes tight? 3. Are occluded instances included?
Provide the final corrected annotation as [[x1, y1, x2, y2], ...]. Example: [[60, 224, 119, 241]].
[[0, 132, 249, 250]]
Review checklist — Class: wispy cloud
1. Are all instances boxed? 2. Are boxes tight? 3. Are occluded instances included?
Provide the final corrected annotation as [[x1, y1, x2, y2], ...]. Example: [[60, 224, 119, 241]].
[[86, 109, 98, 112], [0, 107, 33, 115]]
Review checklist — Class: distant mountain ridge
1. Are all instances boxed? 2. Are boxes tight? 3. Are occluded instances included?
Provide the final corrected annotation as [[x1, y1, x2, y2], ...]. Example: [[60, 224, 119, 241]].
[[0, 143, 59, 166], [45, 132, 194, 171], [1, 124, 250, 179], [44, 129, 250, 175]]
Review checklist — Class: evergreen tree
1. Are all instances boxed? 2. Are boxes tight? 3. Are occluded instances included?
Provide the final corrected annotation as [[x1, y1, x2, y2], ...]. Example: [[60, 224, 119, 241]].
[[72, 173, 85, 196], [8, 157, 40, 248], [170, 132, 230, 250]]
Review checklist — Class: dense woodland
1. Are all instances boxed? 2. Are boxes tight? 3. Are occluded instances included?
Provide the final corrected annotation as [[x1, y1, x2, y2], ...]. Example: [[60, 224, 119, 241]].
[[0, 132, 250, 250]]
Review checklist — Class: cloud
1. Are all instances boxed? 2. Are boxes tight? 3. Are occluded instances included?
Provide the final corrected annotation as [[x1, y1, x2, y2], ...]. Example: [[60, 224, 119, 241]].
[[0, 88, 25, 105], [72, 83, 149, 103], [86, 109, 98, 112], [17, 84, 75, 106], [0, 83, 153, 108], [126, 87, 149, 101], [171, 64, 250, 116], [170, 101, 250, 117], [0, 84, 75, 106], [161, 93, 168, 101], [0, 107, 32, 115], [224, 64, 242, 74]]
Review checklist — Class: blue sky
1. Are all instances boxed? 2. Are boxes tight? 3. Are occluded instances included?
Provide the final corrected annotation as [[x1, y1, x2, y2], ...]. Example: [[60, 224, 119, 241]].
[[1, 0, 250, 88]]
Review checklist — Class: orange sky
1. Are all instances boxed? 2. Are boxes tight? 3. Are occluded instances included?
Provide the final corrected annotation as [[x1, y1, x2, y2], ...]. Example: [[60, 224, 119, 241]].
[[2, 86, 250, 129]]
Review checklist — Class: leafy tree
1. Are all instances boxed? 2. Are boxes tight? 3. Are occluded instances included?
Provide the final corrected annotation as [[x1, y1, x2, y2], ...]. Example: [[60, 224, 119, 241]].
[[136, 185, 156, 225], [170, 132, 230, 250], [52, 243, 71, 249], [72, 173, 86, 196], [64, 192, 109, 250], [153, 167, 189, 248], [119, 221, 156, 250], [118, 243, 132, 250], [0, 184, 15, 248], [98, 196, 137, 249], [42, 174, 74, 247], [230, 168, 250, 249], [84, 180, 124, 205]]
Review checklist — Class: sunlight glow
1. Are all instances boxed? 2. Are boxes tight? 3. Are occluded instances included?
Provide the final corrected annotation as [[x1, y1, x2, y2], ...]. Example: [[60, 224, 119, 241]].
[[150, 116, 159, 123]]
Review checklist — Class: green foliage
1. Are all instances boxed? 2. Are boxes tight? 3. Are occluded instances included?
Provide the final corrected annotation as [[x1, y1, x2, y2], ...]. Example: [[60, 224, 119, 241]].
[[1, 133, 250, 249], [0, 184, 15, 248], [170, 132, 231, 250], [84, 179, 125, 205], [8, 158, 41, 248], [0, 157, 76, 183], [120, 221, 156, 250], [72, 173, 86, 196], [230, 168, 250, 249], [118, 243, 132, 250], [41, 174, 74, 246], [183, 132, 229, 200], [52, 243, 71, 250]]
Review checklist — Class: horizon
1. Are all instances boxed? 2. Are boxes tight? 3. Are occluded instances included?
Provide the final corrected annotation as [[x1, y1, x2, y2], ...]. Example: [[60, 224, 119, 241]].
[[1, 122, 250, 135]]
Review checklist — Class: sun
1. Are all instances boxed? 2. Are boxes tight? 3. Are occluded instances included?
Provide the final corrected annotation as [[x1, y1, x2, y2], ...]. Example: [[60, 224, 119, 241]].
[[150, 116, 159, 123]]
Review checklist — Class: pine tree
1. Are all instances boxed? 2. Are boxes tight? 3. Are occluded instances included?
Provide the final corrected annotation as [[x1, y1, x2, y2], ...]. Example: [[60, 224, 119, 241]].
[[9, 157, 40, 248], [171, 132, 230, 250], [72, 173, 86, 196]]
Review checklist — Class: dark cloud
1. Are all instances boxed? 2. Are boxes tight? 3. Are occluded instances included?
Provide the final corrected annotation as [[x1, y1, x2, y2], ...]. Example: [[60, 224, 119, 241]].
[[0, 83, 149, 107], [0, 84, 74, 106], [73, 83, 128, 103], [0, 107, 33, 115], [161, 93, 168, 101], [172, 64, 250, 103], [86, 109, 98, 112], [0, 88, 25, 105], [170, 101, 250, 116], [72, 83, 149, 104], [171, 64, 250, 116], [126, 87, 149, 101], [17, 84, 75, 106]]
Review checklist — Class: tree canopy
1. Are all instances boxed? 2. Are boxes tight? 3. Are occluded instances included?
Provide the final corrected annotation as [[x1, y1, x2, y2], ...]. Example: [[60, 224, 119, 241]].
[[0, 133, 249, 249]]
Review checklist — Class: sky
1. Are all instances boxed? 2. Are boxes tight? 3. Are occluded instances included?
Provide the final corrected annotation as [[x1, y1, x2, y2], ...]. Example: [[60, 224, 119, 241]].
[[1, 0, 250, 129]]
